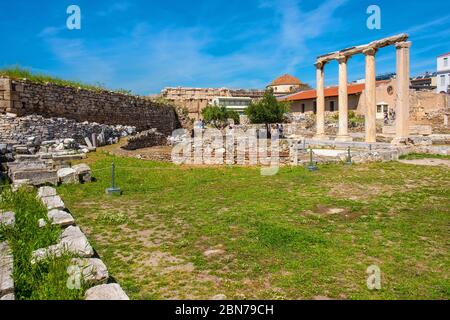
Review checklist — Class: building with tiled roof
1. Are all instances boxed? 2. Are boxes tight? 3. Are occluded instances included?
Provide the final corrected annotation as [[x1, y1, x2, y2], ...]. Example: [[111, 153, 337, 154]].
[[280, 80, 397, 120], [267, 74, 309, 96]]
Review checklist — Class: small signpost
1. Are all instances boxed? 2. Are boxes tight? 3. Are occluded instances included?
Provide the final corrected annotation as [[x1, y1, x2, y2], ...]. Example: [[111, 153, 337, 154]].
[[307, 148, 318, 171], [346, 146, 353, 165], [106, 162, 121, 195]]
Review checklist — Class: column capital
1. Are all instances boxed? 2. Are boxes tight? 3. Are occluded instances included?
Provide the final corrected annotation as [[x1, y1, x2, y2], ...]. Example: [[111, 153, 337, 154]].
[[336, 55, 349, 64], [363, 47, 378, 56], [315, 61, 326, 69], [395, 41, 412, 49]]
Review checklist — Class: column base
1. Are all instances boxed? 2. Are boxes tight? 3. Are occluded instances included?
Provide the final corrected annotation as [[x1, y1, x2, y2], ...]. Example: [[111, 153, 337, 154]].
[[335, 135, 353, 142], [313, 134, 329, 141], [365, 137, 377, 144]]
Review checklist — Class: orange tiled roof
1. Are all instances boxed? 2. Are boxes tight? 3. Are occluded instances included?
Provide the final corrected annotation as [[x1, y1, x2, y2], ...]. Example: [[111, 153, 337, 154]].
[[284, 80, 390, 101], [269, 74, 303, 86]]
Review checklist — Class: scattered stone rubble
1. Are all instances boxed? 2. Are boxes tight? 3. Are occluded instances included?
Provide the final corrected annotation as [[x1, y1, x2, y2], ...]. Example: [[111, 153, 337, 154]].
[[6, 153, 93, 189], [0, 113, 136, 147]]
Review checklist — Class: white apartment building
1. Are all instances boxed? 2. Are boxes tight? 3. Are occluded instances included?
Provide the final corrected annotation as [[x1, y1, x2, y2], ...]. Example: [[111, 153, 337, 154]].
[[437, 52, 450, 93]]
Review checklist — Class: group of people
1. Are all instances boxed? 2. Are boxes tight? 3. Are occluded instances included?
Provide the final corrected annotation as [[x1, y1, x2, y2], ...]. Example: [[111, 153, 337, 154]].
[[384, 110, 396, 125]]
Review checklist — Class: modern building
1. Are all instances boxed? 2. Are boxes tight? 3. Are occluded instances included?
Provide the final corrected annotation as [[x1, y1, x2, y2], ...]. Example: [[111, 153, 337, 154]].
[[437, 52, 450, 93], [281, 80, 397, 120], [266, 74, 309, 96], [410, 72, 437, 91], [211, 96, 252, 115]]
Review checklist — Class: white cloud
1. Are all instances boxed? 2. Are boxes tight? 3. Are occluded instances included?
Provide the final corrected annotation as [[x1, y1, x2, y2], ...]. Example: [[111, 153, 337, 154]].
[[39, 0, 349, 94]]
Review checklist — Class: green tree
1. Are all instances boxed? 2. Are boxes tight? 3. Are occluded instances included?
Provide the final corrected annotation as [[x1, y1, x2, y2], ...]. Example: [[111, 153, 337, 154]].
[[202, 105, 240, 129], [245, 89, 290, 135]]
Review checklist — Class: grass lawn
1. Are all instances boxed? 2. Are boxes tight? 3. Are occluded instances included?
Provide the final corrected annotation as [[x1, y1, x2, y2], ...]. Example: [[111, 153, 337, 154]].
[[57, 151, 450, 300]]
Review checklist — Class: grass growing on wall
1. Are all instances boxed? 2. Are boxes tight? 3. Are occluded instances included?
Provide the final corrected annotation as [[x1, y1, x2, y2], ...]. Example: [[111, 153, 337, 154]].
[[0, 188, 87, 300], [0, 65, 132, 95]]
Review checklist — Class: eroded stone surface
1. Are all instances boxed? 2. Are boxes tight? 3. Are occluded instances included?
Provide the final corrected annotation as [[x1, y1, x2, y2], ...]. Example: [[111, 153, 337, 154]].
[[41, 195, 65, 210], [32, 226, 94, 263], [57, 167, 78, 184], [85, 283, 129, 300], [48, 209, 75, 227], [0, 241, 14, 297], [59, 226, 94, 257], [71, 258, 109, 285], [0, 293, 15, 300], [72, 164, 92, 183], [0, 211, 15, 228], [37, 186, 57, 199]]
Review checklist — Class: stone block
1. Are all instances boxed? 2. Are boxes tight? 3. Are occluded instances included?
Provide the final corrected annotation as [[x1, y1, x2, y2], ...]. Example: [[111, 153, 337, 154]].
[[41, 195, 65, 210], [0, 293, 15, 300], [59, 226, 94, 257], [85, 283, 129, 300], [32, 226, 94, 263], [72, 163, 92, 183], [11, 169, 58, 186], [57, 167, 78, 184], [47, 209, 75, 227], [71, 258, 108, 285], [0, 242, 14, 297], [0, 211, 15, 228], [37, 186, 57, 199]]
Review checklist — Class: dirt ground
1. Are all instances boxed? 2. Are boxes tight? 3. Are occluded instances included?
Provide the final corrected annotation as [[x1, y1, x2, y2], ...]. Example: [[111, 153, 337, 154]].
[[399, 158, 450, 167]]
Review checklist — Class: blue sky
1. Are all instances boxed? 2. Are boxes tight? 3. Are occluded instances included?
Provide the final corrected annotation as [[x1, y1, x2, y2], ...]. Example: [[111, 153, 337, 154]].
[[0, 0, 449, 95]]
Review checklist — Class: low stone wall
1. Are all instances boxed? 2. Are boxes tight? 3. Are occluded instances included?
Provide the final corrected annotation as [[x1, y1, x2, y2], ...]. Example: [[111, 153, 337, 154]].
[[0, 113, 135, 146], [33, 186, 130, 300], [122, 129, 167, 150], [0, 77, 179, 135]]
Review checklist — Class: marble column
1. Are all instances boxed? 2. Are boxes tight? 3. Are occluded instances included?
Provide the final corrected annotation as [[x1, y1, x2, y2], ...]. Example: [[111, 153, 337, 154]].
[[336, 55, 352, 142], [314, 61, 327, 139], [363, 47, 377, 143], [392, 41, 411, 144]]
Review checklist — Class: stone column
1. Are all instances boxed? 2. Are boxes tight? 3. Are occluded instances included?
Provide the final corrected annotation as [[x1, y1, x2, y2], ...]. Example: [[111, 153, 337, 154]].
[[314, 61, 327, 140], [363, 48, 377, 143], [336, 56, 352, 142], [392, 41, 411, 144]]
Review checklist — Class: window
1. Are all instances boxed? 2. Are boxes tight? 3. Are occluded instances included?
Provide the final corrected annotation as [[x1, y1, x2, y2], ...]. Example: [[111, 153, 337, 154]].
[[313, 101, 317, 114], [377, 105, 382, 113], [330, 101, 335, 112], [301, 104, 305, 113]]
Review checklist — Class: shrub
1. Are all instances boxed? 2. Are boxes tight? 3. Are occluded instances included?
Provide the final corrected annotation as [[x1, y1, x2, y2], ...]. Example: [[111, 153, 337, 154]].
[[202, 105, 240, 128]]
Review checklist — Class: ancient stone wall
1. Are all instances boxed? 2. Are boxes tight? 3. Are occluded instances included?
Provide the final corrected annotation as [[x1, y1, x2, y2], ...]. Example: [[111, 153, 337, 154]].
[[0, 77, 179, 135]]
